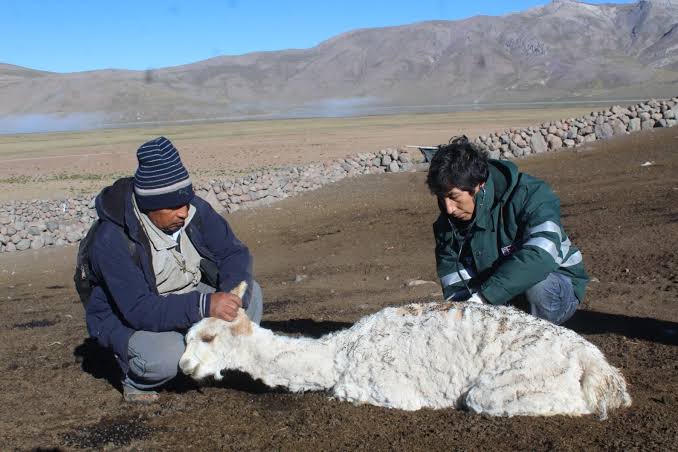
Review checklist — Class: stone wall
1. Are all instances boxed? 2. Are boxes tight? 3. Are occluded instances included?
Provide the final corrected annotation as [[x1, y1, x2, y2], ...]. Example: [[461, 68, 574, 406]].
[[1, 97, 676, 254], [472, 98, 677, 159]]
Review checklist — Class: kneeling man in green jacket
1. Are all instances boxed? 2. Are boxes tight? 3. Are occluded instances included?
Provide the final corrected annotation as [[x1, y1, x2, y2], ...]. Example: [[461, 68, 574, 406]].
[[427, 136, 588, 325]]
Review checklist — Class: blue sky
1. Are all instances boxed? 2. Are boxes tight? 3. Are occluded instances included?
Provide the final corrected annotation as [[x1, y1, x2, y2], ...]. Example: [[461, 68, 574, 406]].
[[1, 0, 634, 73]]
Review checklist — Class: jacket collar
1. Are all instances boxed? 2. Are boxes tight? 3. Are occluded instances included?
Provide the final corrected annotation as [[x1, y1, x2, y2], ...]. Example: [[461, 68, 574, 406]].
[[473, 175, 495, 230], [95, 177, 154, 245], [472, 160, 516, 231], [132, 194, 197, 251]]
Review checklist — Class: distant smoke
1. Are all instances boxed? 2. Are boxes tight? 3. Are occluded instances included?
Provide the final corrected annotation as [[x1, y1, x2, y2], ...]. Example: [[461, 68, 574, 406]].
[[286, 97, 381, 118], [0, 112, 107, 134]]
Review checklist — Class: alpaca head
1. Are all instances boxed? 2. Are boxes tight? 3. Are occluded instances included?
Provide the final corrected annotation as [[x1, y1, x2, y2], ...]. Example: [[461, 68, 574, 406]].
[[180, 281, 253, 381], [180, 308, 254, 381]]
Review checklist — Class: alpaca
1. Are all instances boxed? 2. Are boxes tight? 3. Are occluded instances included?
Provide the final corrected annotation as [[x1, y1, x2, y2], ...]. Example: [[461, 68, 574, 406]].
[[180, 284, 631, 419]]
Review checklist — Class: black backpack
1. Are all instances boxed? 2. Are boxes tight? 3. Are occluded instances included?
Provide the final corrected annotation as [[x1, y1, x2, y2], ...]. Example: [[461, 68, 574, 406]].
[[73, 221, 138, 308]]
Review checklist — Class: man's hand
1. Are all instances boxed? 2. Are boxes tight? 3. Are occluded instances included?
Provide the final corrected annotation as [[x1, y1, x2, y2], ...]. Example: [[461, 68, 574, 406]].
[[467, 292, 485, 304], [209, 292, 243, 321]]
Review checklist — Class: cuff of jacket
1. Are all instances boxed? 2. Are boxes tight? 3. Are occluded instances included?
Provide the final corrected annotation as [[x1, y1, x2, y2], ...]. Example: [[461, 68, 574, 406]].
[[200, 292, 212, 318], [478, 282, 510, 305]]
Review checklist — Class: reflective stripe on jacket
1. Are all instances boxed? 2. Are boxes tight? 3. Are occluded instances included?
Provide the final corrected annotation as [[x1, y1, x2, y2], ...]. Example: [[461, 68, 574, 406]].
[[434, 160, 588, 305]]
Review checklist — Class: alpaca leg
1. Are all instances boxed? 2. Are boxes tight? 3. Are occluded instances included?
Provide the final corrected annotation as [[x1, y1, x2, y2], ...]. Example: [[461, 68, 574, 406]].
[[463, 367, 589, 417]]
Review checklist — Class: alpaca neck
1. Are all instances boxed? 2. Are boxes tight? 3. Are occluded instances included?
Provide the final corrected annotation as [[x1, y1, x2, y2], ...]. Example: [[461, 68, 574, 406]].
[[235, 327, 339, 393]]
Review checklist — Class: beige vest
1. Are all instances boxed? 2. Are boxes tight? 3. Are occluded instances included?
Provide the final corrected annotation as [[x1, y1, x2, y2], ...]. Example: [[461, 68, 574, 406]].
[[133, 197, 203, 295]]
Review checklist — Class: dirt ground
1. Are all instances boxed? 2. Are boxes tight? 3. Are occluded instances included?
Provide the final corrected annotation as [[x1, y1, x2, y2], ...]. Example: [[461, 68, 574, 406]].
[[0, 126, 677, 450], [0, 106, 598, 201]]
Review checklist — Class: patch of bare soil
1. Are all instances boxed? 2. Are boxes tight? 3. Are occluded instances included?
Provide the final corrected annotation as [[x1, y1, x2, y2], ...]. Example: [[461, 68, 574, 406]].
[[0, 127, 676, 450]]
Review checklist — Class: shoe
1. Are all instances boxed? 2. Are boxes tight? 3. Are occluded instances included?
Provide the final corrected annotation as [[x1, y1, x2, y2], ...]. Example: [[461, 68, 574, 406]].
[[122, 384, 159, 404]]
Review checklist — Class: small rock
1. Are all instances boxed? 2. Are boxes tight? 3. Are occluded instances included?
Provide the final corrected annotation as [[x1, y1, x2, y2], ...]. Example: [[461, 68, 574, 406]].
[[406, 279, 437, 287], [641, 119, 655, 130], [66, 232, 81, 243], [202, 189, 223, 213], [628, 118, 641, 132], [530, 134, 547, 153], [594, 123, 614, 140], [612, 119, 627, 136], [548, 135, 563, 150], [294, 274, 307, 283], [512, 134, 526, 147], [16, 239, 31, 251], [400, 162, 415, 172], [30, 237, 44, 249], [28, 226, 42, 236]]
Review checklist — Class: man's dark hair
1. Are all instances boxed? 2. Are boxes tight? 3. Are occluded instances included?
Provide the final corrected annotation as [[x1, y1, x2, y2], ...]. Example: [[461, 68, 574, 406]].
[[426, 136, 489, 196]]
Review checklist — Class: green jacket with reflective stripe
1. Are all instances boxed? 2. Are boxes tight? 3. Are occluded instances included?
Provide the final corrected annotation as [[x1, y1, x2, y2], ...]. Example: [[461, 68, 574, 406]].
[[433, 159, 588, 305]]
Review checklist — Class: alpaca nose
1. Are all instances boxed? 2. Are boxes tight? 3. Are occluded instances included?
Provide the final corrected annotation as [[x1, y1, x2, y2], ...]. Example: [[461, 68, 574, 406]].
[[179, 356, 198, 376]]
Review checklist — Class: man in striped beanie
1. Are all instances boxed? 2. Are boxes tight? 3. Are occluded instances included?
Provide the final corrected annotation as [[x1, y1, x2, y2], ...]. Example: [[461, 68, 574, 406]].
[[84, 136, 263, 403]]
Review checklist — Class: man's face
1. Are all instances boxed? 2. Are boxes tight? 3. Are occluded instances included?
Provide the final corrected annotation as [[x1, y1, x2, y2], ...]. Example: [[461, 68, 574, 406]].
[[440, 185, 482, 221], [147, 204, 189, 234]]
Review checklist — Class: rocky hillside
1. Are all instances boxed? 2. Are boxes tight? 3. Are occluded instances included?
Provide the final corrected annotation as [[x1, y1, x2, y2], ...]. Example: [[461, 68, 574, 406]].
[[1, 1, 677, 128]]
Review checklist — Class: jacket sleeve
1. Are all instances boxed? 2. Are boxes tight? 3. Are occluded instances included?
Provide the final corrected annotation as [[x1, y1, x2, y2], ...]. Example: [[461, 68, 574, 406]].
[[433, 216, 475, 301], [480, 182, 565, 305], [193, 198, 253, 294], [90, 224, 206, 331]]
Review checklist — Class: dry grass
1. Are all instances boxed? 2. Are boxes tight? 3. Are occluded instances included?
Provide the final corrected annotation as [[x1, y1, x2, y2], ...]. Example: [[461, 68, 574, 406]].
[[0, 106, 601, 201]]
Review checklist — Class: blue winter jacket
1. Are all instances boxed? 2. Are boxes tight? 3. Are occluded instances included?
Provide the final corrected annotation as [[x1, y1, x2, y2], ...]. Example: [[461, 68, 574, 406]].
[[85, 178, 252, 373]]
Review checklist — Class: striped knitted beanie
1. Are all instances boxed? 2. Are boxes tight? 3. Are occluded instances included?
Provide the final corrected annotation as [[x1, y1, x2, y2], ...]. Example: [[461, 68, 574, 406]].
[[133, 137, 194, 210]]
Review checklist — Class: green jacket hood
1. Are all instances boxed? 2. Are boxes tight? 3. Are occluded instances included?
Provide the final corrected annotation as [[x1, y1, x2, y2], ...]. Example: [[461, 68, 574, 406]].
[[473, 159, 519, 230], [488, 159, 519, 203]]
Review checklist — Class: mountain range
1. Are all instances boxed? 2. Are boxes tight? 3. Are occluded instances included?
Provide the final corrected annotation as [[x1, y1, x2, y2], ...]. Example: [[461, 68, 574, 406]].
[[1, 0, 677, 131]]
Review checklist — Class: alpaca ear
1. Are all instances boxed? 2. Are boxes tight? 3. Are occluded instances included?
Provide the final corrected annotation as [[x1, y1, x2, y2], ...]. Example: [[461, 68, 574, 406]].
[[230, 281, 248, 299], [230, 308, 253, 336]]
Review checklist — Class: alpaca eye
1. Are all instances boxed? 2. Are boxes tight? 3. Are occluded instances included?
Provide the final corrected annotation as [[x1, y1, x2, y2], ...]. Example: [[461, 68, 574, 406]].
[[201, 333, 215, 343]]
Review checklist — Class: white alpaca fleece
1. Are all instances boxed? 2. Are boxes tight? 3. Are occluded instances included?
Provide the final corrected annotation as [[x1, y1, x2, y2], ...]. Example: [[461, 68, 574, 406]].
[[180, 302, 631, 418]]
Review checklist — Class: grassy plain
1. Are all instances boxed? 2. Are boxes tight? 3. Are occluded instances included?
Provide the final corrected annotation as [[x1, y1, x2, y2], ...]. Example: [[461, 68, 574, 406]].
[[0, 106, 601, 201]]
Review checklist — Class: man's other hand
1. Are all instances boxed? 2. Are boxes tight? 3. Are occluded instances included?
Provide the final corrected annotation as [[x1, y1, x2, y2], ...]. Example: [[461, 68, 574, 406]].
[[209, 292, 243, 321], [467, 292, 485, 304]]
